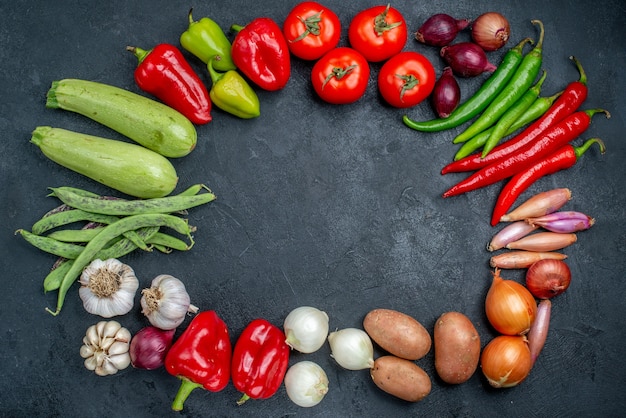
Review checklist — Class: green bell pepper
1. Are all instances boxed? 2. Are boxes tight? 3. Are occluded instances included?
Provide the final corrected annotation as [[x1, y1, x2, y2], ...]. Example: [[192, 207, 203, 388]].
[[180, 9, 236, 72], [207, 57, 260, 119]]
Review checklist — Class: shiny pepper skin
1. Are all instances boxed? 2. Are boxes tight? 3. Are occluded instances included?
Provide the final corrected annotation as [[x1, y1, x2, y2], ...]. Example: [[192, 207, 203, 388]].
[[207, 57, 260, 119], [180, 8, 236, 72]]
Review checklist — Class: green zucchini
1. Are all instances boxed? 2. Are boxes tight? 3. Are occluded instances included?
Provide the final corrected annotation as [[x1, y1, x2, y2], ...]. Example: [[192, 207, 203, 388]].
[[46, 79, 197, 158], [31, 126, 178, 198]]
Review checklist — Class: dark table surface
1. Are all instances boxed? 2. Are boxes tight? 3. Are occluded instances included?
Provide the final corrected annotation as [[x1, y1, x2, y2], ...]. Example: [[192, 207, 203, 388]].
[[2, 0, 625, 416]]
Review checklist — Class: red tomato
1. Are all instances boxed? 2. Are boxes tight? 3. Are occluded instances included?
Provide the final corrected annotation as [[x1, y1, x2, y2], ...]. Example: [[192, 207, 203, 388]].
[[378, 52, 436, 108], [348, 4, 407, 62], [283, 1, 341, 60], [311, 47, 370, 104]]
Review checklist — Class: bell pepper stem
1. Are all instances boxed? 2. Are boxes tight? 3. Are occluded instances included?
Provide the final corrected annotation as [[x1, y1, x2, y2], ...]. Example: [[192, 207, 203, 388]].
[[207, 57, 225, 84], [171, 377, 203, 411], [231, 24, 244, 33], [236, 393, 251, 406], [126, 46, 150, 65]]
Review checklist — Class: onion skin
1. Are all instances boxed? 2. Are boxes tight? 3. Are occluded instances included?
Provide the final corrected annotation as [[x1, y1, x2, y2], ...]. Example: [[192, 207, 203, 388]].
[[505, 232, 577, 252], [527, 299, 551, 366], [431, 67, 461, 118], [485, 269, 537, 335], [129, 326, 175, 370], [526, 211, 595, 233], [481, 335, 532, 388], [440, 42, 497, 78], [416, 13, 471, 47], [490, 251, 567, 269], [501, 188, 571, 222], [471, 12, 511, 51], [526, 259, 571, 299], [487, 221, 538, 252]]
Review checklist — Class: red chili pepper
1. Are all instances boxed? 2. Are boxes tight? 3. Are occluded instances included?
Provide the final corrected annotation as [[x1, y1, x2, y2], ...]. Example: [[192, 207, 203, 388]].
[[127, 43, 212, 125], [231, 18, 291, 91], [490, 137, 605, 225], [164, 311, 231, 411], [442, 56, 589, 175], [231, 318, 290, 405], [442, 108, 609, 198]]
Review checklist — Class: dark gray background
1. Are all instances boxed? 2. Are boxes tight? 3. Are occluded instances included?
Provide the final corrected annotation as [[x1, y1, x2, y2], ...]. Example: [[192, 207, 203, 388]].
[[1, 0, 625, 416]]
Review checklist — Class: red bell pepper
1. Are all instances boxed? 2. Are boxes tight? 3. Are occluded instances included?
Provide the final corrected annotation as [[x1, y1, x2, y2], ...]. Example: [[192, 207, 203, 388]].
[[231, 318, 290, 405], [127, 43, 212, 125], [164, 310, 231, 411], [231, 18, 291, 91]]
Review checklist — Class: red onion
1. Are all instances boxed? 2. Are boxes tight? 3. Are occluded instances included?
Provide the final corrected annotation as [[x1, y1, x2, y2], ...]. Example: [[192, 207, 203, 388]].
[[526, 259, 571, 299], [527, 299, 551, 366], [129, 326, 175, 370], [526, 211, 595, 233], [440, 42, 497, 78], [431, 67, 460, 118], [471, 12, 511, 51], [415, 13, 471, 47], [487, 221, 538, 252]]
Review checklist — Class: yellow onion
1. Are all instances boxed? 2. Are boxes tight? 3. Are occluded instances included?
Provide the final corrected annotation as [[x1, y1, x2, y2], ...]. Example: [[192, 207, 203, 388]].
[[485, 269, 537, 335], [481, 335, 532, 388]]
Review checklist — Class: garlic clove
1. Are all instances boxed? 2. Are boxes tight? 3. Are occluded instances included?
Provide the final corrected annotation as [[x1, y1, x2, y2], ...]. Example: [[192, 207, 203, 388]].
[[102, 321, 122, 338], [85, 325, 100, 346], [84, 356, 98, 371], [115, 327, 132, 343], [108, 353, 131, 370], [108, 341, 130, 356], [80, 345, 95, 359]]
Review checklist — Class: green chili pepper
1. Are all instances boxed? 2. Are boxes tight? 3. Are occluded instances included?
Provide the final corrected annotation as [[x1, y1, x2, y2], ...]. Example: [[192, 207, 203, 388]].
[[453, 20, 545, 144], [207, 57, 260, 119], [402, 37, 532, 132], [180, 8, 236, 72]]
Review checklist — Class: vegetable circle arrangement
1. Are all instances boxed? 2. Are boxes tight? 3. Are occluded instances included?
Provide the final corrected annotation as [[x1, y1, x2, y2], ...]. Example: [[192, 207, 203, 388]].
[[17, 1, 610, 413]]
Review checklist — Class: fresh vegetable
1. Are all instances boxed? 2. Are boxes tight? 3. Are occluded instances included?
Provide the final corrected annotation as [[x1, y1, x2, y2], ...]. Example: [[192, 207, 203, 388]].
[[415, 13, 470, 47], [506, 232, 577, 252], [231, 17, 291, 91], [403, 37, 531, 132], [348, 4, 407, 62], [78, 258, 138, 318], [311, 47, 370, 104], [480, 335, 532, 388], [490, 251, 567, 269], [370, 356, 431, 402], [527, 299, 551, 366], [31, 127, 178, 199], [140, 274, 199, 330], [442, 109, 609, 198], [129, 326, 175, 370], [165, 310, 232, 411], [433, 312, 481, 384], [471, 12, 510, 51], [283, 1, 341, 60], [207, 57, 260, 119], [431, 67, 461, 118], [491, 138, 605, 225], [284, 361, 329, 408], [232, 318, 290, 405], [442, 56, 588, 173], [527, 211, 595, 233], [327, 327, 374, 370], [377, 51, 436, 108], [127, 44, 212, 125], [487, 221, 539, 252], [362, 308, 431, 360], [453, 20, 545, 144], [179, 8, 236, 71], [501, 188, 572, 223], [80, 320, 132, 376], [46, 79, 197, 158], [482, 70, 548, 157], [485, 269, 537, 335], [526, 259, 572, 299], [283, 306, 329, 354], [440, 42, 497, 78]]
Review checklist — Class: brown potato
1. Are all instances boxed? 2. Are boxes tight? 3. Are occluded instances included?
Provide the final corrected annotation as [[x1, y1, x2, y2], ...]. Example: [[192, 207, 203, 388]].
[[370, 356, 431, 402], [363, 308, 432, 360], [433, 311, 481, 384]]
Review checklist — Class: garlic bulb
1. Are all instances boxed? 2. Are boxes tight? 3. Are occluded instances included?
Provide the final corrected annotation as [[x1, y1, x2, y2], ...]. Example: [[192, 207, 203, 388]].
[[79, 258, 139, 318], [80, 320, 132, 376], [140, 274, 198, 330]]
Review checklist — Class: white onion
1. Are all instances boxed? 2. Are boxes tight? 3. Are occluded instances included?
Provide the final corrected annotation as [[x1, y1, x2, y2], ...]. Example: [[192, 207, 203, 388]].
[[283, 306, 329, 353], [284, 361, 329, 407], [327, 328, 374, 370]]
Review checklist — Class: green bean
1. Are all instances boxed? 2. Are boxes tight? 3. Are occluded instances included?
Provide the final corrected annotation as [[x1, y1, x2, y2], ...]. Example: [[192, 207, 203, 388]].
[[43, 260, 73, 293], [49, 186, 216, 216], [46, 227, 105, 242], [17, 229, 87, 259], [47, 214, 194, 316], [177, 184, 210, 196], [146, 232, 192, 251], [453, 20, 545, 144]]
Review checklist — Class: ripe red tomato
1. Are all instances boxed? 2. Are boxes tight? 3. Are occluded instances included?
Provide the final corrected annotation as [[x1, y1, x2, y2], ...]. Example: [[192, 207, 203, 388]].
[[283, 2, 341, 60], [348, 4, 407, 63], [378, 52, 436, 108], [311, 47, 370, 104]]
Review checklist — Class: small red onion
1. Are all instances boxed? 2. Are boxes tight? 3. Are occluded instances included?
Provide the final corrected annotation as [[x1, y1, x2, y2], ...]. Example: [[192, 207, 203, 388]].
[[527, 299, 551, 366], [501, 188, 572, 222], [415, 13, 471, 47], [129, 326, 175, 370], [526, 211, 595, 233], [471, 12, 511, 51], [431, 67, 461, 118], [440, 42, 497, 78], [526, 259, 572, 299], [487, 221, 538, 252]]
